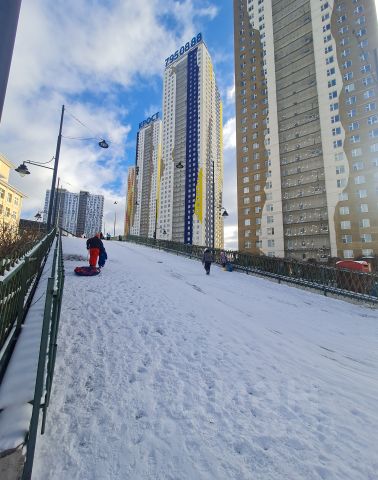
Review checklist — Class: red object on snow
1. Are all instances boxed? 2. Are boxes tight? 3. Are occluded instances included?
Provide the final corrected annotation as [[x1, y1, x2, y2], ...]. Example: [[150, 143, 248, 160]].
[[336, 260, 370, 273]]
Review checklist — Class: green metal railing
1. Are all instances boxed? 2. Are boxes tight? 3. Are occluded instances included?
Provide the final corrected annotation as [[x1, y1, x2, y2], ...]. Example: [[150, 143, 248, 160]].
[[124, 235, 378, 303], [0, 229, 56, 380], [22, 231, 65, 480]]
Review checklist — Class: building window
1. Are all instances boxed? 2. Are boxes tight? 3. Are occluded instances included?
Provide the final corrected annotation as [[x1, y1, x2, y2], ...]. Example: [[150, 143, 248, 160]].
[[342, 235, 352, 244], [351, 148, 362, 157], [361, 64, 371, 73], [364, 90, 375, 100], [352, 161, 364, 170], [341, 221, 351, 229], [359, 204, 369, 213], [346, 96, 357, 105], [355, 176, 366, 184], [343, 250, 354, 259], [360, 219, 370, 228], [365, 102, 376, 112], [361, 234, 372, 243], [339, 206, 350, 215]]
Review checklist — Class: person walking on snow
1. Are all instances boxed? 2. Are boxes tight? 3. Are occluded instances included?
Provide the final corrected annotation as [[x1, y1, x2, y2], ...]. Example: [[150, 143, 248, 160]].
[[202, 248, 213, 275], [86, 232, 104, 268], [220, 250, 228, 270]]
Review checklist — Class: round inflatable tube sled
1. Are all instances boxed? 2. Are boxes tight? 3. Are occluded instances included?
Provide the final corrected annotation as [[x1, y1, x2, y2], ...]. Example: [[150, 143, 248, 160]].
[[74, 266, 101, 276]]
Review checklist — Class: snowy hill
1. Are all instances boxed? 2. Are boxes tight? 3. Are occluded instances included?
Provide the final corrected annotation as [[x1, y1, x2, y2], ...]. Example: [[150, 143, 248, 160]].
[[33, 237, 378, 480]]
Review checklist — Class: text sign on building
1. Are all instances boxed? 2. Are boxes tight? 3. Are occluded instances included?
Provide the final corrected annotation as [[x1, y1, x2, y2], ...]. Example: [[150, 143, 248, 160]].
[[165, 33, 202, 68], [139, 112, 159, 130]]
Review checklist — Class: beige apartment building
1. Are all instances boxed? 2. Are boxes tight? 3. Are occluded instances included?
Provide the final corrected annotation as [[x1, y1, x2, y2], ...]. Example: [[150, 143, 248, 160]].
[[234, 0, 378, 260], [0, 153, 24, 229], [124, 166, 136, 236]]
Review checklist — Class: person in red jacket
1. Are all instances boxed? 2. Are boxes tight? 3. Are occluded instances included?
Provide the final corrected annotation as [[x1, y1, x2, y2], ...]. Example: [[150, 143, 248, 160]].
[[86, 233, 104, 268]]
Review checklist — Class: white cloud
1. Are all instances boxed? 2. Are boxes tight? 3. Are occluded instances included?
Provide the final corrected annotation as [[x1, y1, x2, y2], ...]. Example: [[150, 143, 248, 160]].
[[143, 105, 161, 119], [226, 84, 235, 104], [223, 116, 236, 150]]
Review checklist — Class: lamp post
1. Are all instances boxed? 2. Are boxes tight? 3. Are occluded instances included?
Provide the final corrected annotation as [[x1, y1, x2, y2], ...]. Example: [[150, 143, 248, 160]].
[[46, 104, 65, 229], [153, 198, 158, 239], [15, 104, 109, 230], [113, 201, 117, 237]]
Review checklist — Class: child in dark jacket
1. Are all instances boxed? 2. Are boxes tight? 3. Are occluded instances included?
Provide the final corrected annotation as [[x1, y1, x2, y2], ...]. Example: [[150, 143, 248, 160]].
[[202, 248, 213, 275], [98, 246, 107, 268]]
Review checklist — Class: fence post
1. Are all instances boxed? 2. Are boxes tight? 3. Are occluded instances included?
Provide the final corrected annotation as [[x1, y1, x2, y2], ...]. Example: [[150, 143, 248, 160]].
[[16, 257, 29, 329], [21, 277, 54, 480]]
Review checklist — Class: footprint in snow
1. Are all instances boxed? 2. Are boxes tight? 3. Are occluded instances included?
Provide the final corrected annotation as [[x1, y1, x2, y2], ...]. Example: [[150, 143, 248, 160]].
[[135, 409, 147, 420]]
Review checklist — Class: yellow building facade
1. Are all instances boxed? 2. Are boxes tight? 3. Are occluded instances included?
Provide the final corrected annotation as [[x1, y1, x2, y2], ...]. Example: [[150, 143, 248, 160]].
[[0, 153, 25, 228]]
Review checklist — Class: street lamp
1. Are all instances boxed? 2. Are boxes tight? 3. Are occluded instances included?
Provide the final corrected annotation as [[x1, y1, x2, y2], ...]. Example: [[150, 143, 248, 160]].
[[15, 157, 55, 176], [221, 207, 229, 217], [113, 201, 118, 237], [15, 104, 109, 229], [34, 211, 42, 233]]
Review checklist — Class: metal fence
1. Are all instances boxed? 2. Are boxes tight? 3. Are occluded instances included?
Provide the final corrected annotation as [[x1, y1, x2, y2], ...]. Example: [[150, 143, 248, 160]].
[[22, 231, 65, 480], [0, 229, 56, 380], [123, 235, 378, 304]]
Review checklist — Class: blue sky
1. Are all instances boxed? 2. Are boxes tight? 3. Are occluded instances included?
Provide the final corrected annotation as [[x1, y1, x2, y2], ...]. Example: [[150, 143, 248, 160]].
[[0, 0, 238, 247]]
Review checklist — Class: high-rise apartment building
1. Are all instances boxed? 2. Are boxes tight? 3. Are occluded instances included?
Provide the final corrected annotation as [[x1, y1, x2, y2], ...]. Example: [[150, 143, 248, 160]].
[[130, 113, 162, 238], [124, 166, 136, 236], [158, 34, 224, 247], [234, 0, 378, 260], [43, 189, 104, 237]]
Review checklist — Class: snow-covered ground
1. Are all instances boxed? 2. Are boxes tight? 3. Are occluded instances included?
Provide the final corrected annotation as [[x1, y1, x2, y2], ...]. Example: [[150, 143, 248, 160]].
[[32, 237, 378, 480]]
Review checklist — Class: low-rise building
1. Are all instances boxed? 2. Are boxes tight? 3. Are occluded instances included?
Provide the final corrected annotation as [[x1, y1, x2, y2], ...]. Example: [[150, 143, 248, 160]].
[[0, 153, 25, 229]]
